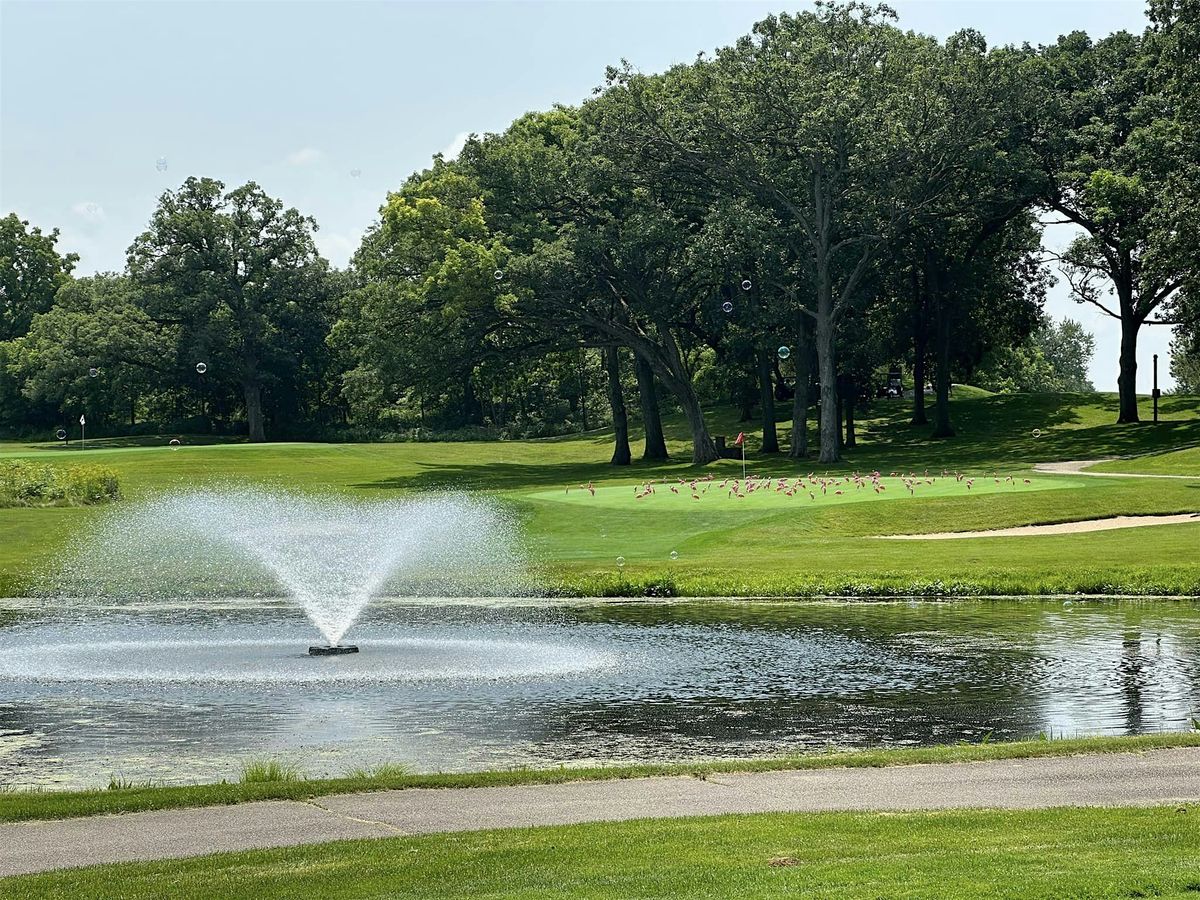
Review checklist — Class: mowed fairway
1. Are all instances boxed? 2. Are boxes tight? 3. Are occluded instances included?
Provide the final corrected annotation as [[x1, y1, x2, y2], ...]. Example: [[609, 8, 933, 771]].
[[2, 391, 1199, 596]]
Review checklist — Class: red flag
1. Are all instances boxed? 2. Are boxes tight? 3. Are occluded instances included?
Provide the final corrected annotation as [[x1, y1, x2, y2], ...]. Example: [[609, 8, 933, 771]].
[[734, 432, 745, 446]]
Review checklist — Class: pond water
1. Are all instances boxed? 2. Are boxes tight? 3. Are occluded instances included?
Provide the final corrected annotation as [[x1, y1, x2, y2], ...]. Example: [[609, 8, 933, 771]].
[[0, 598, 1197, 789]]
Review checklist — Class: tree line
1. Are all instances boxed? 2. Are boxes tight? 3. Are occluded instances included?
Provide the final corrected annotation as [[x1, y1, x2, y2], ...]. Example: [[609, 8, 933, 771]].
[[1, 2, 1196, 462]]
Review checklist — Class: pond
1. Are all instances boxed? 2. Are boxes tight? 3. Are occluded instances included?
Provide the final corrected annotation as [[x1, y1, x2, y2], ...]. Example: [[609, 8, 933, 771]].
[[0, 598, 1197, 789]]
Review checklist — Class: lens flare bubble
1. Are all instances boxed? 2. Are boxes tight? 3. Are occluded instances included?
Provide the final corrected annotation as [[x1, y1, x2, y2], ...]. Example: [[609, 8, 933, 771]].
[[777, 346, 791, 360], [741, 279, 752, 291], [195, 362, 208, 375], [616, 556, 625, 568], [88, 367, 99, 378], [721, 301, 733, 314], [669, 550, 679, 560], [494, 269, 504, 281], [155, 157, 168, 172]]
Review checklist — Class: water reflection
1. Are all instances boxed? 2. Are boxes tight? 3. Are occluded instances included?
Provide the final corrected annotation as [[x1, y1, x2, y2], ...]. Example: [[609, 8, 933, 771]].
[[0, 599, 1197, 788]]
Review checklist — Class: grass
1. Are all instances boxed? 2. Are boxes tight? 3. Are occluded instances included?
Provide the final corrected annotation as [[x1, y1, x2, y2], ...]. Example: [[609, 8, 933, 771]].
[[10, 803, 1200, 898], [238, 760, 301, 784], [0, 391, 1197, 599], [1, 733, 1197, 825], [1091, 445, 1200, 476]]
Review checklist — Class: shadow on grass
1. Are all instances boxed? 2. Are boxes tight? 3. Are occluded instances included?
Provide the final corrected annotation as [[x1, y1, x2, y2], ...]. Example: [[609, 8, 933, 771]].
[[353, 458, 695, 492], [15, 434, 248, 452]]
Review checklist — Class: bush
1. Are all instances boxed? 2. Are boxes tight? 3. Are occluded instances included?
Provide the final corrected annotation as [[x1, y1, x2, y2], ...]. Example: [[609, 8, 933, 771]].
[[0, 461, 121, 507]]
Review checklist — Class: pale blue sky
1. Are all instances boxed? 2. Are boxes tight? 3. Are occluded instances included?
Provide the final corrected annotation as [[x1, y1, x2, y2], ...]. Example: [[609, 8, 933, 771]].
[[1, 0, 1172, 390]]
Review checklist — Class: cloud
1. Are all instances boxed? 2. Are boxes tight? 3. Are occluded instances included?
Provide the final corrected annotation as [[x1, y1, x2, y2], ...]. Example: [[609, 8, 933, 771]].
[[71, 202, 105, 225], [440, 131, 471, 162], [284, 147, 323, 166]]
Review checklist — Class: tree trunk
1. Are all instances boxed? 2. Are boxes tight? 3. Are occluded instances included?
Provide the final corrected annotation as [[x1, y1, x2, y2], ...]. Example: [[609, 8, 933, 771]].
[[1117, 312, 1141, 424], [843, 375, 856, 449], [674, 385, 719, 464], [737, 380, 755, 422], [758, 348, 779, 453], [789, 333, 811, 459], [835, 379, 844, 455], [815, 274, 840, 463], [931, 266, 955, 439], [648, 325, 718, 464], [578, 352, 590, 432], [463, 376, 484, 426], [605, 346, 631, 466], [592, 318, 716, 464], [243, 380, 266, 442], [634, 355, 668, 461], [911, 269, 928, 426]]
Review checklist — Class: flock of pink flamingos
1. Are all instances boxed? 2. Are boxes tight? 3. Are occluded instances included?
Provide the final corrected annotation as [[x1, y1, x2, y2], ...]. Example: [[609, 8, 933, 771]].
[[566, 471, 1035, 503]]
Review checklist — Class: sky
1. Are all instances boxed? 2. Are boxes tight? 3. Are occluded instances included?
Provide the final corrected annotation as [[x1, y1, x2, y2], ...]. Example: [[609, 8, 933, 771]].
[[0, 0, 1174, 392]]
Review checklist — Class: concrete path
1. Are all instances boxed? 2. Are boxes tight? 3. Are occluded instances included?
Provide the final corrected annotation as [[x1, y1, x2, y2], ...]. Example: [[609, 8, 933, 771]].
[[1035, 459, 1199, 479], [4, 748, 1200, 877]]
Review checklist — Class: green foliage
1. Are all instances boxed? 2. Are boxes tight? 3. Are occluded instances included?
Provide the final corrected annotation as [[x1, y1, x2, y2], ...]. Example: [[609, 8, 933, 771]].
[[127, 177, 336, 442], [0, 213, 77, 342], [0, 460, 120, 507], [2, 6, 1196, 450], [975, 318, 1096, 394]]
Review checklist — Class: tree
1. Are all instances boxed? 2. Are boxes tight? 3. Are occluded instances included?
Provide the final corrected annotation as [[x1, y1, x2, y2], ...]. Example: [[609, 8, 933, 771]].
[[1168, 288, 1200, 394], [6, 274, 173, 428], [128, 178, 331, 441], [1041, 29, 1193, 422], [0, 213, 78, 343], [462, 106, 725, 463], [975, 317, 1096, 393]]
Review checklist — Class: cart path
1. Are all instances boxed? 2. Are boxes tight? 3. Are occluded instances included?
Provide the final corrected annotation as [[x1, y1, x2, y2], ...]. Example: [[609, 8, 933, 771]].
[[4, 748, 1200, 877], [1034, 459, 1199, 479]]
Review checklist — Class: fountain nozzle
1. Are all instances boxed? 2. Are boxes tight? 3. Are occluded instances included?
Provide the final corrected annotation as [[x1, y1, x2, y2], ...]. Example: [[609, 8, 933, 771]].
[[309, 645, 359, 656]]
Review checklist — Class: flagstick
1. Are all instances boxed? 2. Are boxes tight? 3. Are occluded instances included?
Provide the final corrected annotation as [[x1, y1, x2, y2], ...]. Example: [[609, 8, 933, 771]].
[[741, 442, 746, 480]]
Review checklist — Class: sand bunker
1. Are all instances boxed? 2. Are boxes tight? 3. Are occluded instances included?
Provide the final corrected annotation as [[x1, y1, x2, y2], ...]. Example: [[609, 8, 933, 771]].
[[880, 513, 1200, 540]]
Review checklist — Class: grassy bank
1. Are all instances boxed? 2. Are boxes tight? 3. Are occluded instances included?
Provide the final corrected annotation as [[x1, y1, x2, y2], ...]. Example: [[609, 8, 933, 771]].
[[2, 733, 1197, 825], [0, 392, 1197, 598], [9, 802, 1200, 899]]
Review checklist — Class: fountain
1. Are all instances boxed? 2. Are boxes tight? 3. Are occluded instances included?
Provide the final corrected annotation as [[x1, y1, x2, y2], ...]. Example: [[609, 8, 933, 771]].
[[50, 488, 528, 652]]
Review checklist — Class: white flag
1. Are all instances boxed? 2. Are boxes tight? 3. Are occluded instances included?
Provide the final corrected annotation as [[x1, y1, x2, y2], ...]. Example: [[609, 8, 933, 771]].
[[79, 414, 86, 425]]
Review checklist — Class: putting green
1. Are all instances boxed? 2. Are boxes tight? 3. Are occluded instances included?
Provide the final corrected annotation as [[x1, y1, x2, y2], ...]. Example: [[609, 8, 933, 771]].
[[528, 473, 1078, 510]]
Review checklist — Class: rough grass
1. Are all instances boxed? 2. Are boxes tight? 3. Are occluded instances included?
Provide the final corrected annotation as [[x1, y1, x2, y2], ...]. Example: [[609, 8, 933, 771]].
[[0, 460, 121, 508], [10, 803, 1200, 899], [1, 733, 1197, 825], [238, 760, 301, 784]]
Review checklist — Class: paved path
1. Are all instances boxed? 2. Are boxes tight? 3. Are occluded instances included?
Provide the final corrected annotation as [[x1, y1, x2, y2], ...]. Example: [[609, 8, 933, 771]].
[[1035, 459, 1199, 479], [4, 748, 1200, 877]]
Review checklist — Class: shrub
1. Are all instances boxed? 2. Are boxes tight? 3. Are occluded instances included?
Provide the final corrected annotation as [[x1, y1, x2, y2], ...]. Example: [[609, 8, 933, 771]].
[[0, 460, 121, 507]]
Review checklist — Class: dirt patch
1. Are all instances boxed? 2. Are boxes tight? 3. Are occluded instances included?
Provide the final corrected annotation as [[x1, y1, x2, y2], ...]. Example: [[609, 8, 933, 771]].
[[879, 513, 1200, 540]]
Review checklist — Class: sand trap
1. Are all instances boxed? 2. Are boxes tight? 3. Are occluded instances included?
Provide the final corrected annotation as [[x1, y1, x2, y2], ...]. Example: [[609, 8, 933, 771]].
[[880, 513, 1200, 540]]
